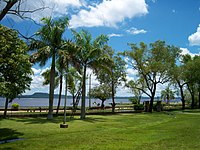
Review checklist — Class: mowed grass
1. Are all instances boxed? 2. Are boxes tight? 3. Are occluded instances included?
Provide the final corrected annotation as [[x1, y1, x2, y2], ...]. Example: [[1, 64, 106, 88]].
[[0, 111, 200, 150]]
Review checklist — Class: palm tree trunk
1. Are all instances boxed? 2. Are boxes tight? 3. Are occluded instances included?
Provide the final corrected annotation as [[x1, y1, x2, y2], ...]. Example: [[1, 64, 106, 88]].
[[3, 98, 9, 118], [80, 65, 86, 119], [56, 74, 63, 116], [47, 51, 56, 120]]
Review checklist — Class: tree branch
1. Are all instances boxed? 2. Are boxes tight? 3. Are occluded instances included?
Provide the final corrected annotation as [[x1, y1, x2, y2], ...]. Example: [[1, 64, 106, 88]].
[[0, 0, 18, 21]]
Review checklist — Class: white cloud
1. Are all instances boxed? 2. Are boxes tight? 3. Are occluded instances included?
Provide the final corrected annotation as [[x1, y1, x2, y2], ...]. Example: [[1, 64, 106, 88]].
[[108, 33, 123, 38], [32, 68, 41, 75], [126, 68, 138, 76], [188, 24, 200, 46], [126, 27, 147, 35], [180, 47, 200, 57], [1, 0, 82, 22], [69, 0, 148, 28]]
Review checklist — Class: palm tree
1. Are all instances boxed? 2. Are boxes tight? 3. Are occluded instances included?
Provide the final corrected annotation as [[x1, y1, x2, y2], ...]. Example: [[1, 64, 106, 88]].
[[161, 86, 175, 104], [67, 67, 82, 108], [41, 61, 63, 117], [71, 30, 108, 119], [30, 17, 69, 119]]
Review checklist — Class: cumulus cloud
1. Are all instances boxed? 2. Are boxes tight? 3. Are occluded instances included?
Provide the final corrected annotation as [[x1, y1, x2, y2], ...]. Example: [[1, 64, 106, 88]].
[[180, 47, 200, 57], [188, 24, 200, 46], [1, 0, 82, 22], [32, 68, 41, 75], [108, 33, 123, 38], [126, 27, 147, 35], [69, 0, 148, 28]]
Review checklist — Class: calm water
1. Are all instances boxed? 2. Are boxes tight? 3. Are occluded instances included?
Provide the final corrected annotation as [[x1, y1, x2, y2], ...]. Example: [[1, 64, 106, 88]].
[[0, 97, 130, 108]]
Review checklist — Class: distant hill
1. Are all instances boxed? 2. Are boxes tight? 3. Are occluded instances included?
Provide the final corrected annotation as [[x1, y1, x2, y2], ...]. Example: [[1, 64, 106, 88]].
[[19, 92, 69, 98], [19, 92, 146, 99], [19, 92, 133, 99]]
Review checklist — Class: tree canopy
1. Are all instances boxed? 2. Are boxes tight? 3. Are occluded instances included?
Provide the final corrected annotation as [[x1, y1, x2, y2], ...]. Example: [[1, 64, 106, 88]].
[[0, 25, 33, 117], [122, 41, 181, 112]]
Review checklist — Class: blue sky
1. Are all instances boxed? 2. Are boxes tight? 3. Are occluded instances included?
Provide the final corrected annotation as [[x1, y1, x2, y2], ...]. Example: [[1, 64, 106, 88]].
[[1, 0, 200, 96]]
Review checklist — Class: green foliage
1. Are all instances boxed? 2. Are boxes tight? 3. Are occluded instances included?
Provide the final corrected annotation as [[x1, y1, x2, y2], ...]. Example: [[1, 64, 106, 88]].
[[11, 103, 20, 109], [129, 97, 138, 104], [89, 84, 111, 108], [161, 86, 175, 103], [122, 41, 181, 112], [0, 25, 32, 100], [71, 29, 109, 118], [90, 84, 112, 100], [30, 17, 69, 119], [134, 104, 144, 110]]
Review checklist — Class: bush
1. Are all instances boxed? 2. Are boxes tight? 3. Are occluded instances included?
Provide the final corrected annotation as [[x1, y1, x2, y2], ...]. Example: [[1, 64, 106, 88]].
[[134, 104, 144, 111], [129, 97, 138, 104], [12, 103, 20, 110]]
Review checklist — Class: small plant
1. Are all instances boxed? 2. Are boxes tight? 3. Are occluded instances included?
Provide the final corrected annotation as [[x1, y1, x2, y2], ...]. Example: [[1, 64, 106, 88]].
[[12, 103, 20, 110], [134, 104, 144, 111]]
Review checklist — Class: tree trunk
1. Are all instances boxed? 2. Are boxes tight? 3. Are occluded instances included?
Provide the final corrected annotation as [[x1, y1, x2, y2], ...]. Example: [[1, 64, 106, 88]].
[[149, 96, 154, 112], [47, 52, 56, 120], [178, 82, 185, 110], [187, 84, 195, 109], [199, 91, 200, 109], [191, 93, 195, 109], [101, 99, 105, 109], [3, 98, 9, 118], [56, 74, 63, 116], [80, 65, 86, 119], [149, 85, 156, 112], [0, 0, 17, 21], [111, 79, 115, 113], [72, 94, 75, 109]]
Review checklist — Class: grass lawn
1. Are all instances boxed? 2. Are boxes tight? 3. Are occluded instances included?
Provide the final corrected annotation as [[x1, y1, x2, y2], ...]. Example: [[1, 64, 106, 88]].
[[0, 111, 200, 150]]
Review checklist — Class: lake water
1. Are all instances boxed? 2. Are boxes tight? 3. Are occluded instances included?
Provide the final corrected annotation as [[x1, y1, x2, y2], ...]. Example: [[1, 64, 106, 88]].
[[0, 97, 131, 108]]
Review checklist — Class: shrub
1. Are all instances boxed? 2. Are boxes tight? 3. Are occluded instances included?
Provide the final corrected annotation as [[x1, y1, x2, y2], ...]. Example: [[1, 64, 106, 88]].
[[12, 103, 20, 110], [134, 104, 144, 111], [129, 97, 138, 104]]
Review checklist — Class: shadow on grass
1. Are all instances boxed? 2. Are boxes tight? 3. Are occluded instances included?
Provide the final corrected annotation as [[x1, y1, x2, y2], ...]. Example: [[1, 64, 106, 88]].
[[0, 128, 24, 141], [9, 117, 63, 125]]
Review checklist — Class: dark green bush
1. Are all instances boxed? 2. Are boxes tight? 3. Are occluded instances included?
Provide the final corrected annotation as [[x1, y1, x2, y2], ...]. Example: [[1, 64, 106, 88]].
[[134, 104, 144, 110]]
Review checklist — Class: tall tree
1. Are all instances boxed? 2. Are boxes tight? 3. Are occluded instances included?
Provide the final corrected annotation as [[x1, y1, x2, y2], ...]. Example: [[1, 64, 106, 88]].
[[182, 55, 200, 109], [182, 54, 196, 109], [89, 84, 112, 109], [71, 30, 108, 119], [170, 65, 187, 110], [193, 56, 200, 109], [30, 17, 69, 119], [0, 25, 32, 117], [122, 41, 180, 112], [96, 46, 126, 113]]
